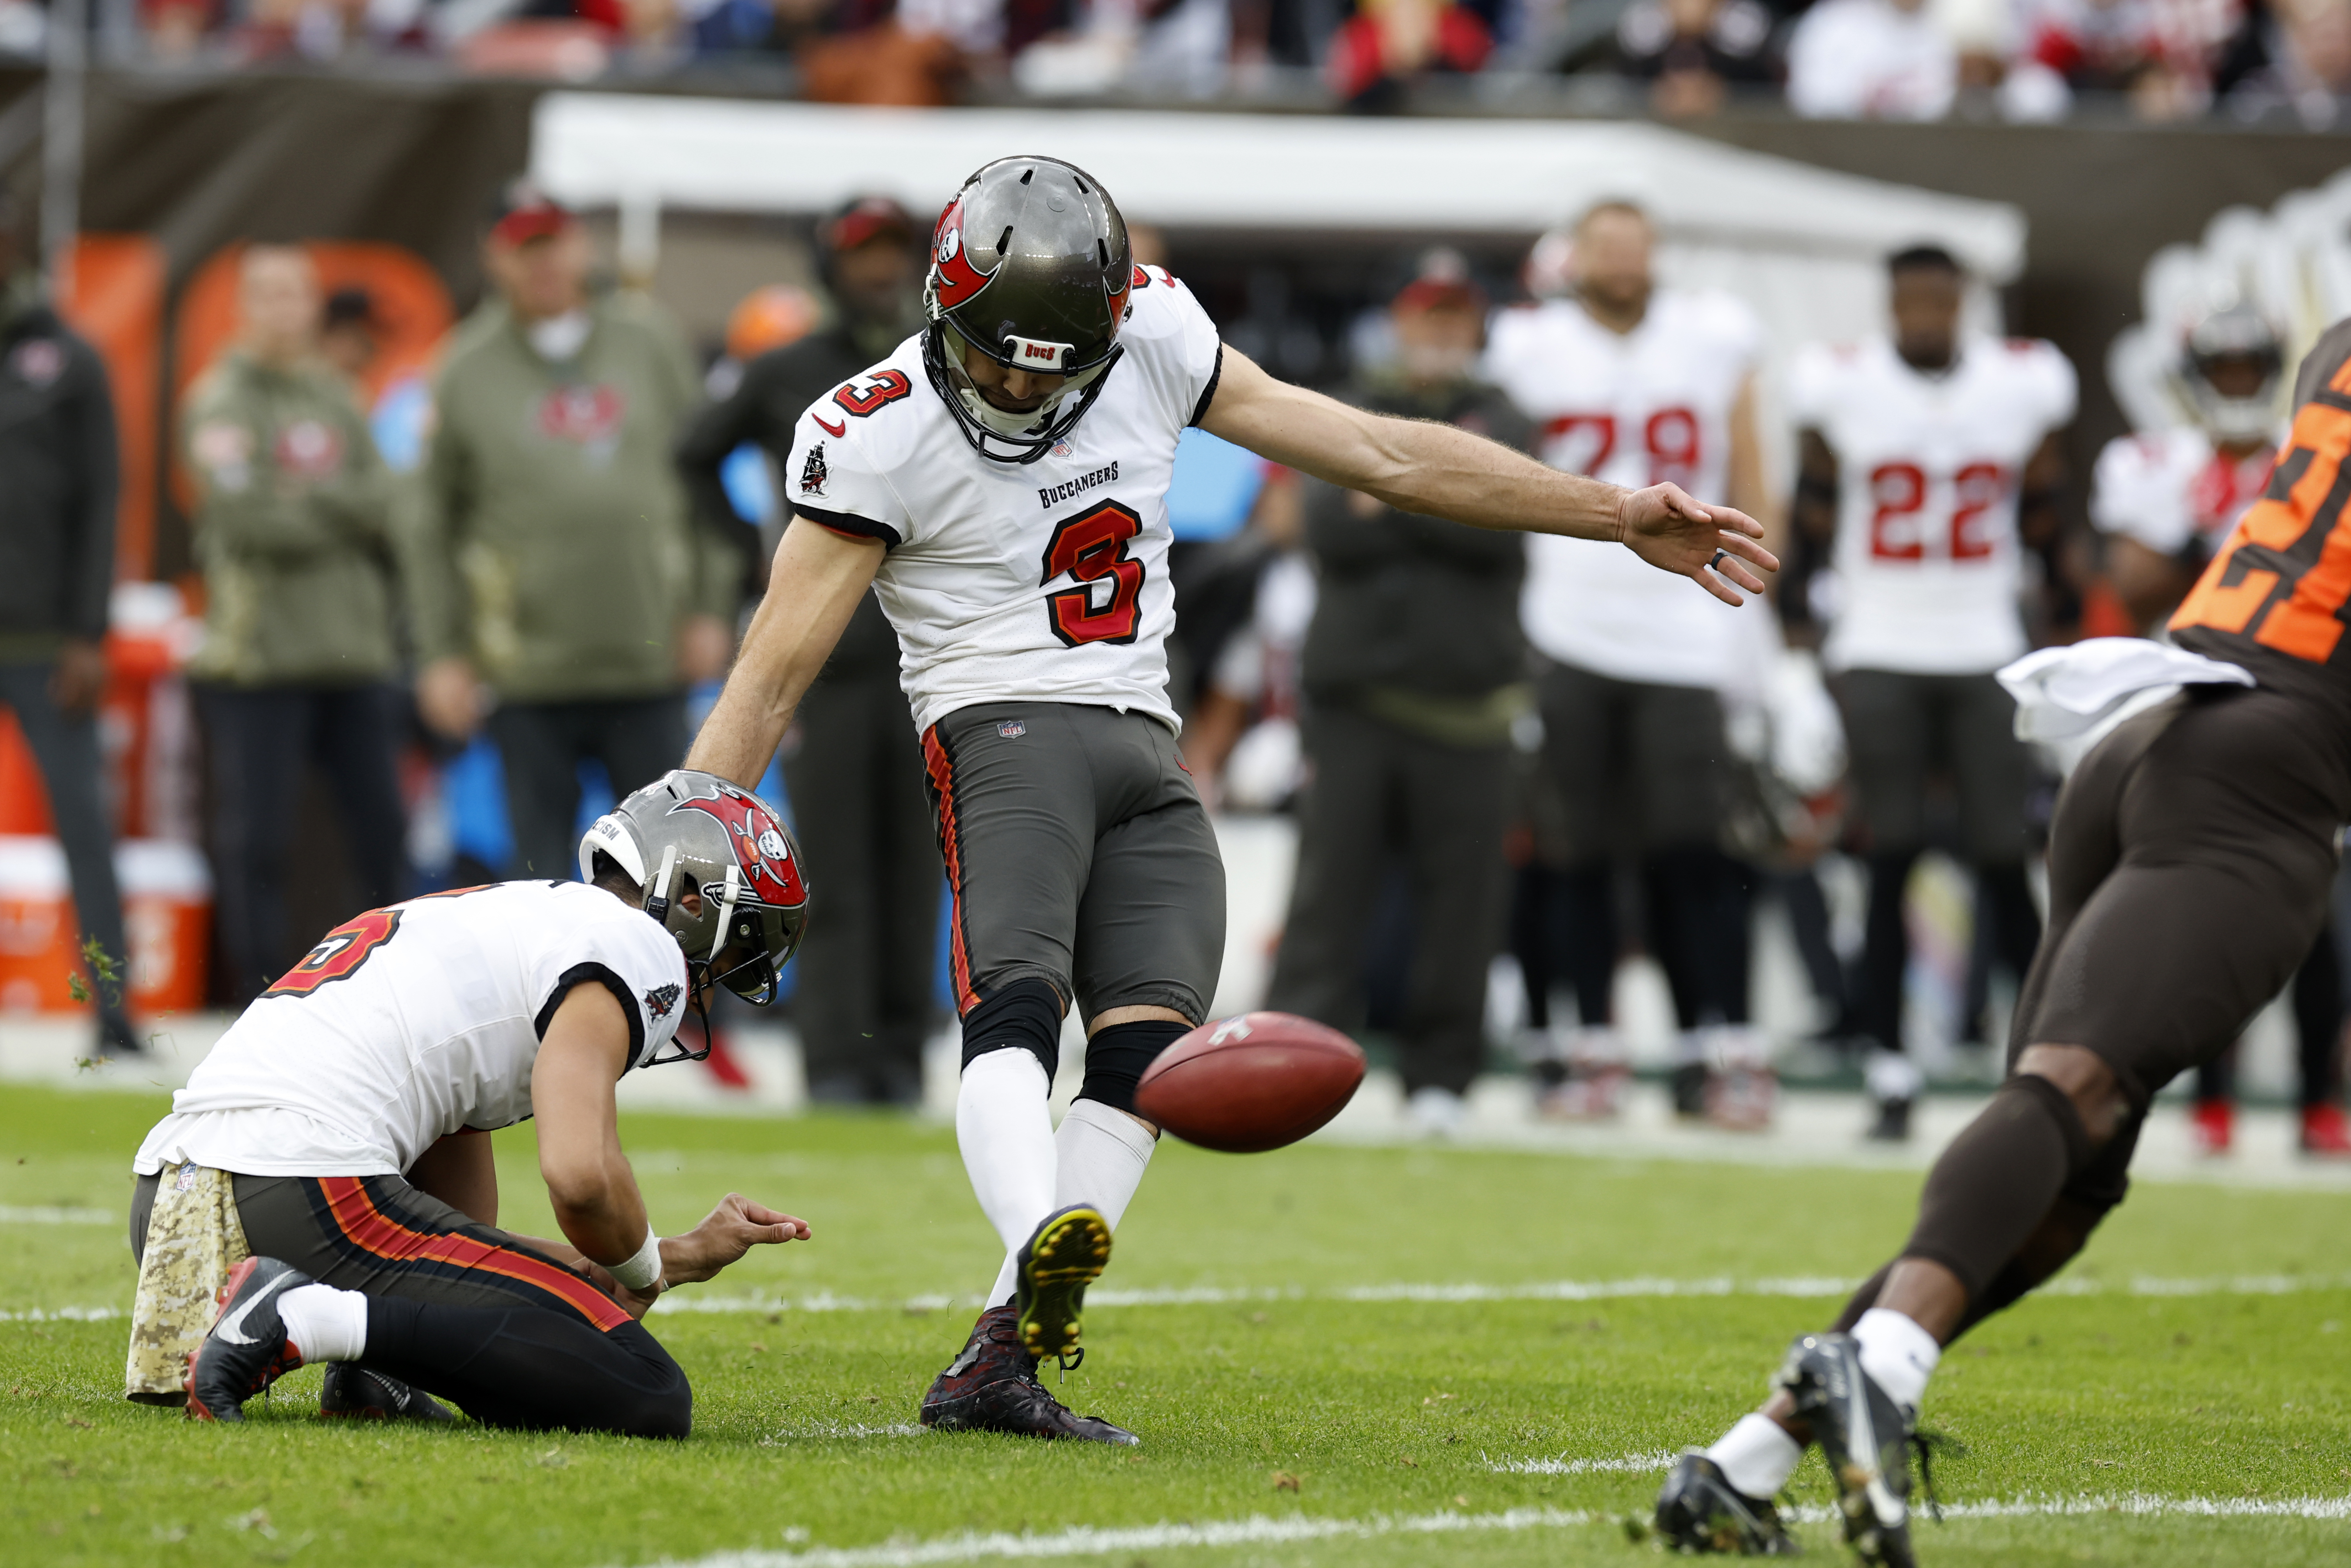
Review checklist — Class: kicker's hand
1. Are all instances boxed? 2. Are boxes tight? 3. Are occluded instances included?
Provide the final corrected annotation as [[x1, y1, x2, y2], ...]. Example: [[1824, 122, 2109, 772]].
[[658, 1193, 812, 1286], [1616, 482, 1778, 606]]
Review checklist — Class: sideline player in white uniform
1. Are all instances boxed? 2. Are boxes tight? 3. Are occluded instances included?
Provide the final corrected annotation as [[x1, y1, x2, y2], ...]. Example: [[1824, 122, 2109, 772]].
[[130, 771, 811, 1431], [1791, 243, 2075, 1140], [685, 156, 1778, 1444], [1481, 199, 1780, 1128]]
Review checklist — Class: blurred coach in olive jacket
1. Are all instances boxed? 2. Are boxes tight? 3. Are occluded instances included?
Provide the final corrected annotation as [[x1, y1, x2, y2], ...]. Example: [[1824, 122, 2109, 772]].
[[184, 245, 403, 1005], [1266, 258, 1531, 1129]]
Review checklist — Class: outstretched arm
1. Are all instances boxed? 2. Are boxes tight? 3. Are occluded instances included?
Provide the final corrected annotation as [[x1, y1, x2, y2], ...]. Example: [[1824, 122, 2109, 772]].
[[684, 518, 886, 787], [1198, 345, 1776, 604]]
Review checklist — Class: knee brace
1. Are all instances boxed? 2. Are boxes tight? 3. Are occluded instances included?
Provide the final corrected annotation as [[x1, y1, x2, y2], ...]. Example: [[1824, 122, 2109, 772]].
[[959, 978, 1065, 1082], [1076, 1019, 1192, 1114]]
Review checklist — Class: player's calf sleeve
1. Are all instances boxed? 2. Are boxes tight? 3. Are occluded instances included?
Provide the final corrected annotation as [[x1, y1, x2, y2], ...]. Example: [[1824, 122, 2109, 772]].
[[1076, 1019, 1189, 1113], [277, 1283, 368, 1364], [1899, 1071, 2094, 1307], [1054, 1098, 1157, 1231], [960, 978, 1065, 1080], [958, 1047, 1059, 1295]]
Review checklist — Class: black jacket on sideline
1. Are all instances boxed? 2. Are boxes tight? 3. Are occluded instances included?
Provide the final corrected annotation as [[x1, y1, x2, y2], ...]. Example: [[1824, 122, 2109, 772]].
[[676, 323, 902, 681], [0, 294, 119, 656], [1300, 376, 1529, 704]]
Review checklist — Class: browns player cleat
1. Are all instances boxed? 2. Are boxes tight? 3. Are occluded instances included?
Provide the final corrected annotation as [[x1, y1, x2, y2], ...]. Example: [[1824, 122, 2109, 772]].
[[1774, 1332, 1918, 1567], [319, 1362, 453, 1422], [184, 1256, 311, 1423], [918, 1303, 1138, 1444], [1652, 1451, 1800, 1555], [1013, 1204, 1111, 1364]]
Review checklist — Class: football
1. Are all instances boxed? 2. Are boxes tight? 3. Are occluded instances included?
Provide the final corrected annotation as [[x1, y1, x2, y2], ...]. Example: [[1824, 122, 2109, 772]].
[[1135, 1012, 1367, 1153]]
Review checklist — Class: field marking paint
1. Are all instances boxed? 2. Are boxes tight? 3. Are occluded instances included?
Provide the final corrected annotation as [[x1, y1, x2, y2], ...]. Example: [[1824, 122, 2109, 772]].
[[761, 1422, 926, 1442], [0, 1205, 114, 1226], [0, 1305, 121, 1323], [1489, 1449, 1676, 1475], [633, 1493, 2351, 1567], [650, 1270, 2351, 1318]]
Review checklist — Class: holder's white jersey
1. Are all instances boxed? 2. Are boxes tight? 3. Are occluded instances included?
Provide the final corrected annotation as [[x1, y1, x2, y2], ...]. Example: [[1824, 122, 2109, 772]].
[[2091, 425, 2275, 560], [784, 267, 1224, 735], [133, 881, 689, 1178], [1482, 290, 1763, 690], [1793, 334, 2076, 674]]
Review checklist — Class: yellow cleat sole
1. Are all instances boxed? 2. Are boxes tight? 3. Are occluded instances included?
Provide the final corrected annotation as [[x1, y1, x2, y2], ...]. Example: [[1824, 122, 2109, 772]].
[[1015, 1205, 1112, 1363]]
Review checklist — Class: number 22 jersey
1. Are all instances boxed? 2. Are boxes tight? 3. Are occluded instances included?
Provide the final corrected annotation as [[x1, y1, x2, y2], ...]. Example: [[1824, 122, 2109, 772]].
[[783, 266, 1225, 735], [1792, 333, 2076, 674]]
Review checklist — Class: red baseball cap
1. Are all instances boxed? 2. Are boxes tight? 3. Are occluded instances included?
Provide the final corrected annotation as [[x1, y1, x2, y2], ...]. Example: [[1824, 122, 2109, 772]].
[[824, 196, 917, 256], [1393, 247, 1485, 315], [488, 178, 577, 247]]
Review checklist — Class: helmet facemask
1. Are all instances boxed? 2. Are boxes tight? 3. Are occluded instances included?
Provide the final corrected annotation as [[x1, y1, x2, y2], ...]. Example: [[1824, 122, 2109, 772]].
[[2176, 307, 2286, 447], [923, 318, 1122, 463]]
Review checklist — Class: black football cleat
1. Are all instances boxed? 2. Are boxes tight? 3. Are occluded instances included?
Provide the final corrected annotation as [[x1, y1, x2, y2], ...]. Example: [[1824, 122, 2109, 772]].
[[1774, 1332, 1915, 1566], [1653, 1451, 1801, 1556], [320, 1362, 453, 1422], [184, 1256, 311, 1423], [918, 1303, 1139, 1444], [1013, 1204, 1112, 1365]]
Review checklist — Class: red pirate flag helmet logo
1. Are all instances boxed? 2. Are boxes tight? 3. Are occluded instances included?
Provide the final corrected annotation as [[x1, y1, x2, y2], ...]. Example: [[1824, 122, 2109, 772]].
[[670, 782, 806, 910], [929, 197, 993, 312]]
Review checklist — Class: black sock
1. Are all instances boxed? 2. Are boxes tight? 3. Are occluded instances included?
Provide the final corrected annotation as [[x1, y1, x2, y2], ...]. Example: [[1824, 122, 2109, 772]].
[[1077, 1019, 1191, 1112], [1858, 848, 1920, 1052], [2293, 924, 2343, 1110], [1548, 864, 1617, 1027]]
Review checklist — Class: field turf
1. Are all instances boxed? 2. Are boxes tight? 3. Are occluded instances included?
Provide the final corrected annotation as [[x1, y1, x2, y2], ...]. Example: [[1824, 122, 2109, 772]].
[[4, 1083, 2349, 1567]]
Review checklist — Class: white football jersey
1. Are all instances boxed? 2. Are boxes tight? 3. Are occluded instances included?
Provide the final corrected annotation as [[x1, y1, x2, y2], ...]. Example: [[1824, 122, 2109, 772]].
[[133, 881, 689, 1178], [784, 267, 1223, 735], [1793, 334, 2076, 674], [2091, 425, 2274, 560], [1482, 289, 1764, 689]]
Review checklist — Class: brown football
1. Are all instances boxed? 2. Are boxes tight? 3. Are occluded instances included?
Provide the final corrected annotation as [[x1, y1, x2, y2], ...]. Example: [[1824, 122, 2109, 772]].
[[1134, 1012, 1366, 1153]]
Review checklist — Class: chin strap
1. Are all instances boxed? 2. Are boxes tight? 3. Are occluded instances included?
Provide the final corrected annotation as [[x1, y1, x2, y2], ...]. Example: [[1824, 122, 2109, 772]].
[[645, 844, 679, 926], [708, 863, 743, 967]]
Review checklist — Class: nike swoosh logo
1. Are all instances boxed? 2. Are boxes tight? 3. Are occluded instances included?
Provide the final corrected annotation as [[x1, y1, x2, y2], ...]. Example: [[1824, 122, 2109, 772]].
[[216, 1272, 295, 1347], [812, 413, 845, 438]]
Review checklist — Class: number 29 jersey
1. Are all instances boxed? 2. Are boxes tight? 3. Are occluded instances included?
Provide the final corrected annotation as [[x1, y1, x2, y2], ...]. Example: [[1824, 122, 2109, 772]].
[[1792, 334, 2076, 674], [1481, 289, 1763, 690], [783, 267, 1225, 735]]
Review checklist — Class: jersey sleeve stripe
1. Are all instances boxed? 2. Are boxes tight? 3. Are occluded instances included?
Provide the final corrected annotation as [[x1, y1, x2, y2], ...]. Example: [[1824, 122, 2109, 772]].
[[311, 1175, 633, 1332], [793, 504, 903, 548], [1188, 342, 1225, 429], [534, 961, 649, 1070]]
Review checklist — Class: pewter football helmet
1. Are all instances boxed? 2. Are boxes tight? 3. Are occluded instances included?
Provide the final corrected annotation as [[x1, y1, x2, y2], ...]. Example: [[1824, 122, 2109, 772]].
[[921, 156, 1134, 464], [2176, 305, 2286, 445], [578, 771, 808, 1052]]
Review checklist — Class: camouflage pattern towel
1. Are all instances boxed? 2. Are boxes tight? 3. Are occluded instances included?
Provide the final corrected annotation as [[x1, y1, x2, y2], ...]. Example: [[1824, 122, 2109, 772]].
[[125, 1162, 249, 1404]]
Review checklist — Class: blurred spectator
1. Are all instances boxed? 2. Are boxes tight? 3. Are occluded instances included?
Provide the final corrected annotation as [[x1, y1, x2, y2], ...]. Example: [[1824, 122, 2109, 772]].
[[2221, 0, 2351, 125], [1328, 0, 1494, 111], [1264, 253, 1528, 1137], [0, 196, 136, 1055], [675, 197, 940, 1106], [1788, 245, 2072, 1139], [1182, 471, 1310, 809], [2012, 0, 2218, 118], [182, 246, 403, 1005], [318, 286, 381, 386], [1606, 0, 1777, 118], [799, 0, 974, 103], [410, 182, 733, 880], [1786, 0, 1958, 118]]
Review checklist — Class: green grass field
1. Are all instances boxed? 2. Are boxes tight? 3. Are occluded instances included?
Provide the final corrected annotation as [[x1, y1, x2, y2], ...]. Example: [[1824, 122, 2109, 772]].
[[4, 1084, 2349, 1568]]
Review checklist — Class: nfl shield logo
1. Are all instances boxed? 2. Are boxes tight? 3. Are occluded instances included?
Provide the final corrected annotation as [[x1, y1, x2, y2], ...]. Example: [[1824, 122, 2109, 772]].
[[998, 719, 1027, 739], [1051, 440, 1074, 458]]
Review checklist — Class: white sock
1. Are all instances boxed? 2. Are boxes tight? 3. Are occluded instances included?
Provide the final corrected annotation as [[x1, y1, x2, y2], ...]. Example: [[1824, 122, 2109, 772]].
[[957, 1049, 1057, 1310], [1707, 1411, 1803, 1500], [1852, 1307, 1942, 1418], [1054, 1098, 1158, 1229], [276, 1283, 368, 1364]]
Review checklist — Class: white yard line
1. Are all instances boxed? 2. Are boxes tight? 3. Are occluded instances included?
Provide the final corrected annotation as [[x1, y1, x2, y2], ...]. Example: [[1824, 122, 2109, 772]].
[[15, 1269, 2351, 1330], [0, 1205, 114, 1225], [1489, 1450, 1677, 1475], [629, 1492, 2351, 1567]]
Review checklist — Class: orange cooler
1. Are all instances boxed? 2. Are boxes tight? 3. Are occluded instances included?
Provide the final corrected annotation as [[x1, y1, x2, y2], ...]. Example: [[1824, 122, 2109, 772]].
[[0, 835, 210, 1016]]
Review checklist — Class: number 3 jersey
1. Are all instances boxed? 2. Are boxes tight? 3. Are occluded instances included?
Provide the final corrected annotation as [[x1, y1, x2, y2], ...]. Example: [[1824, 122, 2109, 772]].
[[132, 881, 689, 1179], [783, 266, 1225, 735], [1791, 333, 2076, 674], [1482, 290, 1764, 690]]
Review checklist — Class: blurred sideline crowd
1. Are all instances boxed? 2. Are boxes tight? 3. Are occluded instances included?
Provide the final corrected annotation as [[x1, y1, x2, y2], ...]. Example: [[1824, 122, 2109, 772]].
[[5, 0, 2351, 125], [6, 174, 2346, 1163]]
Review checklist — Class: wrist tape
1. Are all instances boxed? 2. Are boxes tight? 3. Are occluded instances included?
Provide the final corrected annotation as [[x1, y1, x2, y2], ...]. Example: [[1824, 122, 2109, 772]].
[[610, 1229, 664, 1292]]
